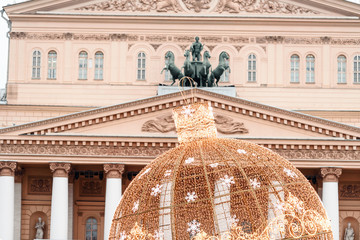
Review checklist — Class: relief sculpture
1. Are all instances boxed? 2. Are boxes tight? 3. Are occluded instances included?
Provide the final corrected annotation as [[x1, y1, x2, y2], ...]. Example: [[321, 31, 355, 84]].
[[340, 184, 360, 199], [141, 114, 248, 134], [75, 0, 318, 14]]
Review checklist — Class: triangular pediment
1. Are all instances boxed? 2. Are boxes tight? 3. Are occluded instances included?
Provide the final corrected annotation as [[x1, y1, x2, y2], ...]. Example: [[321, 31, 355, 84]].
[[5, 0, 360, 17], [1, 89, 360, 141]]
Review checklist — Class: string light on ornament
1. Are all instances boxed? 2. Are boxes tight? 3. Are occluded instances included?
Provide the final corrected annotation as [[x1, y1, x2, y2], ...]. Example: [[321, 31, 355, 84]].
[[109, 82, 333, 240]]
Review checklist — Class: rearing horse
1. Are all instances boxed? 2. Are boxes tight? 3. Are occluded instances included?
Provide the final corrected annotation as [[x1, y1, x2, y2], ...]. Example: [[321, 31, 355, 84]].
[[182, 50, 195, 86], [199, 51, 211, 87], [209, 51, 230, 87], [161, 51, 184, 85]]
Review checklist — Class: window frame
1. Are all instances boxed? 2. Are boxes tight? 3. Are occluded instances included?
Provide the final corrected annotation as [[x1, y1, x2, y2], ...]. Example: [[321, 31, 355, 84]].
[[94, 51, 104, 80], [354, 55, 360, 83], [247, 53, 256, 82], [85, 217, 98, 240], [47, 50, 57, 80], [337, 55, 347, 84], [32, 50, 41, 79], [78, 51, 88, 80], [290, 54, 300, 83], [137, 51, 146, 80], [306, 54, 315, 83]]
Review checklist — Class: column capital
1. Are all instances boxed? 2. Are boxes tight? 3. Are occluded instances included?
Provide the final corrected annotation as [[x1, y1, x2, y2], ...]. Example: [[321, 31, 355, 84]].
[[320, 167, 342, 182], [49, 162, 71, 177], [0, 161, 17, 176], [104, 164, 125, 178]]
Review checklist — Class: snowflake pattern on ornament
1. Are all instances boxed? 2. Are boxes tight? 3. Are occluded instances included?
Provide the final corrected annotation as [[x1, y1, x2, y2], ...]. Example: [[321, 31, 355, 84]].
[[181, 105, 195, 118], [237, 149, 247, 154], [283, 168, 298, 178], [187, 220, 201, 234], [230, 215, 239, 226], [185, 157, 194, 164], [154, 229, 164, 240], [185, 191, 198, 202], [132, 200, 139, 213], [119, 231, 127, 240], [139, 168, 151, 179], [209, 163, 219, 168], [220, 175, 235, 188], [164, 169, 172, 177], [250, 178, 261, 189], [151, 184, 163, 197]]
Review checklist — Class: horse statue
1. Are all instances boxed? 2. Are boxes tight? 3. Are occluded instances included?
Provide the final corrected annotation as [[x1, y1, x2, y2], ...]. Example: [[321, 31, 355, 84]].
[[181, 50, 195, 86], [199, 51, 211, 87], [161, 51, 184, 85], [208, 51, 230, 87]]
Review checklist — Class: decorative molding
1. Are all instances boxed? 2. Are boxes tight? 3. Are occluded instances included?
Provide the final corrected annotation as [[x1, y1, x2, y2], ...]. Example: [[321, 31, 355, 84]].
[[0, 161, 17, 176], [150, 44, 161, 51], [28, 176, 52, 195], [80, 179, 104, 196], [215, 114, 248, 134], [141, 114, 248, 134], [49, 162, 71, 177], [277, 150, 360, 161], [1, 89, 359, 139], [216, 0, 319, 14], [104, 164, 125, 178], [339, 183, 360, 200], [8, 32, 360, 47], [320, 167, 342, 182], [75, 0, 318, 14]]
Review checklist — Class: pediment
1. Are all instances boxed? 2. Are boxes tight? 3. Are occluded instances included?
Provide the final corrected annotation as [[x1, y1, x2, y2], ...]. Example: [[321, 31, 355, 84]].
[[5, 0, 360, 17], [1, 89, 360, 141]]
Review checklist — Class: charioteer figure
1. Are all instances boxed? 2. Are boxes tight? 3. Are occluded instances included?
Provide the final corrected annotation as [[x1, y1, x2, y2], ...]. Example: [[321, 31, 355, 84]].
[[190, 36, 203, 62]]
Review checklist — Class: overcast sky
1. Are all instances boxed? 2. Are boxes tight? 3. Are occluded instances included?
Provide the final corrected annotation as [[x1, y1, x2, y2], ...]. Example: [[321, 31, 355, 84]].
[[0, 0, 360, 89]]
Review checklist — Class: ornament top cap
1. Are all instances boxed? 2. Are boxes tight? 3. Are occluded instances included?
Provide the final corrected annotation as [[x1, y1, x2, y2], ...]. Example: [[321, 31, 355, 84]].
[[172, 102, 217, 143]]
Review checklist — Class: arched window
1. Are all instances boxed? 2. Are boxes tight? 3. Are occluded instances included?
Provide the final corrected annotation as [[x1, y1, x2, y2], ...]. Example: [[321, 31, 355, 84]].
[[306, 54, 315, 83], [164, 52, 173, 81], [247, 54, 256, 82], [290, 54, 300, 83], [32, 50, 41, 79], [47, 51, 57, 79], [137, 52, 146, 80], [94, 51, 104, 80], [354, 55, 360, 83], [79, 51, 88, 80], [85, 217, 97, 240], [337, 55, 346, 83]]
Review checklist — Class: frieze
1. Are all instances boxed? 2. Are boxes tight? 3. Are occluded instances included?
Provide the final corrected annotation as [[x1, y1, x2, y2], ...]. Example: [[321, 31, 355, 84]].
[[216, 0, 319, 14], [28, 176, 52, 195], [80, 179, 104, 196], [8, 32, 360, 47], [146, 35, 167, 42], [75, 0, 318, 14], [141, 114, 248, 134], [339, 183, 360, 200]]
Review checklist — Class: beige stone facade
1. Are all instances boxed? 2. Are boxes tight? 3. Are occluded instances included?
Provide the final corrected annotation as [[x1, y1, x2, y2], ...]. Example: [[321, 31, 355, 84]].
[[1, 0, 360, 239]]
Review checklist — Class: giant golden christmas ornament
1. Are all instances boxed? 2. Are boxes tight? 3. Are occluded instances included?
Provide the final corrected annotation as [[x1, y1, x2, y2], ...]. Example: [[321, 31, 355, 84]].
[[110, 101, 333, 240]]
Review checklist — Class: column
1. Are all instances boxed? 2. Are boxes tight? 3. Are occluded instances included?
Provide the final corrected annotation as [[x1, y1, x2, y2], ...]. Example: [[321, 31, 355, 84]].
[[103, 164, 124, 240], [0, 161, 17, 240], [321, 167, 342, 240], [14, 167, 23, 240], [49, 162, 71, 240]]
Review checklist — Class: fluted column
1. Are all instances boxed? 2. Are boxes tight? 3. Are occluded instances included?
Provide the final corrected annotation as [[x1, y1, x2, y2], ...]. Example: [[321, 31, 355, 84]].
[[49, 162, 71, 240], [0, 161, 17, 240], [321, 167, 342, 240], [104, 164, 124, 240]]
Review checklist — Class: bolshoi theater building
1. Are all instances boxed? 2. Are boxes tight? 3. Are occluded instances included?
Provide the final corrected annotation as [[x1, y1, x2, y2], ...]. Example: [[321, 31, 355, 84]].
[[1, 0, 360, 239]]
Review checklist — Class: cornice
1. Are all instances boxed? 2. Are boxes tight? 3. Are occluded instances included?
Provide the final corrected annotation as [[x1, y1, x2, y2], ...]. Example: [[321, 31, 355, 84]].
[[1, 89, 360, 139]]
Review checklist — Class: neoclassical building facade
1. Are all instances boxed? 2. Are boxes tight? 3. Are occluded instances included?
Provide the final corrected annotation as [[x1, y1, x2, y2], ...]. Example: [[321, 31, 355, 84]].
[[1, 0, 360, 239]]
